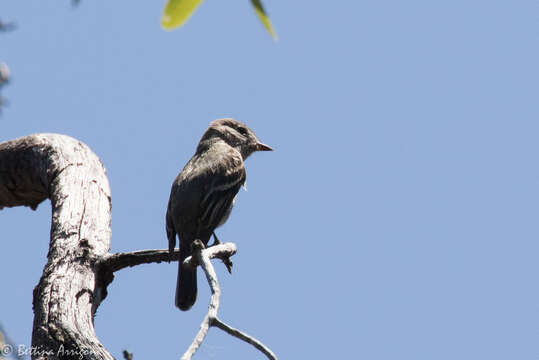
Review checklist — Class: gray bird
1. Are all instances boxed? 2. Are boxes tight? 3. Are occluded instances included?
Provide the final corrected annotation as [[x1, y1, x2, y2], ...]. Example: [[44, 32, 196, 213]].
[[166, 118, 272, 310]]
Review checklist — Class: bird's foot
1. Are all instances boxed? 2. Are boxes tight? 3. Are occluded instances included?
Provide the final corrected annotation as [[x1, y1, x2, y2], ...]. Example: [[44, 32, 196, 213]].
[[210, 231, 221, 247]]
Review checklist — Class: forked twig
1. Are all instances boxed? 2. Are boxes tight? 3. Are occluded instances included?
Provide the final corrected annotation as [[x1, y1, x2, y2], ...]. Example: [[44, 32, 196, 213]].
[[181, 240, 277, 360]]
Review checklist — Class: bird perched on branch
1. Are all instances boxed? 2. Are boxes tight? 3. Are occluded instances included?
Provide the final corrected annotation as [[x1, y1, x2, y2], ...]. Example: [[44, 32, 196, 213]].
[[166, 118, 272, 311]]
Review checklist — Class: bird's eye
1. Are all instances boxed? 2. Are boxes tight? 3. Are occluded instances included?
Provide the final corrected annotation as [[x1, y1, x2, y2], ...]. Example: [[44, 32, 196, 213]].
[[238, 127, 248, 136]]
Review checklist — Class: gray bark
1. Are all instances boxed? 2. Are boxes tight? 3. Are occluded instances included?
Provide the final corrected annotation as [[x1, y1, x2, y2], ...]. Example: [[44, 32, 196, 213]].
[[0, 134, 112, 360]]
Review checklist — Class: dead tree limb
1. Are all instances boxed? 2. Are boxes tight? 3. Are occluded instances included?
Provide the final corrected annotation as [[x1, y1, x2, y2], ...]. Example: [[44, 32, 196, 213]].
[[0, 133, 276, 360], [181, 240, 277, 360], [93, 244, 236, 296], [0, 18, 16, 32], [0, 133, 113, 360]]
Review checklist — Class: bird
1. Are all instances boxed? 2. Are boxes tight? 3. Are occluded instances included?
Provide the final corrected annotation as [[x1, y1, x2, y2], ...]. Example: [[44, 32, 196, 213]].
[[166, 118, 272, 311]]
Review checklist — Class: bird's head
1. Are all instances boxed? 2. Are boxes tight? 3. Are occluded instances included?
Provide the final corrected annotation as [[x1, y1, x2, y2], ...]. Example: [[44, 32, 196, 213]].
[[200, 118, 272, 159]]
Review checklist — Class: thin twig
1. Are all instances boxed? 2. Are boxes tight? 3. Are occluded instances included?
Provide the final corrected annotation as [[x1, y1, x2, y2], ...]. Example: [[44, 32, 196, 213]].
[[213, 318, 277, 360], [181, 240, 220, 360], [97, 249, 179, 273], [183, 243, 237, 270], [181, 240, 277, 360], [96, 243, 237, 273]]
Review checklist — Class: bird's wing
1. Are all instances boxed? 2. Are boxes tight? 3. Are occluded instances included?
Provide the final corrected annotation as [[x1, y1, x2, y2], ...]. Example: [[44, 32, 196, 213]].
[[168, 146, 245, 248], [198, 148, 246, 230]]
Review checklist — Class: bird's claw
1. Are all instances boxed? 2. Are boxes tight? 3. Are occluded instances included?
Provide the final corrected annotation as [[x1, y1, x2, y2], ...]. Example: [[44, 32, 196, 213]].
[[210, 232, 221, 247]]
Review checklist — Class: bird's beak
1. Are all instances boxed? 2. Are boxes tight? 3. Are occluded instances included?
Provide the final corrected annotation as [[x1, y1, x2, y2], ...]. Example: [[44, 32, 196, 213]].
[[256, 142, 273, 151]]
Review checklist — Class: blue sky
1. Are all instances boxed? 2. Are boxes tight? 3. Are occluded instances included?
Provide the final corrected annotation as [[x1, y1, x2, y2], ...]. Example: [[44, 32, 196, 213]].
[[1, 1, 538, 359]]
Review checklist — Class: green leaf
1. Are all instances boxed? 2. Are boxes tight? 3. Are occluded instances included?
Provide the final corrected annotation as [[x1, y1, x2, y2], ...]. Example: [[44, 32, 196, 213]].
[[161, 0, 205, 31], [250, 0, 277, 40]]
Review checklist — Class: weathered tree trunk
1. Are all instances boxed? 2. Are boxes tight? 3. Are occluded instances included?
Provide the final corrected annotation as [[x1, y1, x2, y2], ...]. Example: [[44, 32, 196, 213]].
[[0, 134, 113, 360]]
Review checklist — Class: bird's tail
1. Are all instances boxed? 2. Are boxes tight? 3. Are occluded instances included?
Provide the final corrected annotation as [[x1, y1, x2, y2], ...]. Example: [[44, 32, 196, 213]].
[[175, 250, 197, 311]]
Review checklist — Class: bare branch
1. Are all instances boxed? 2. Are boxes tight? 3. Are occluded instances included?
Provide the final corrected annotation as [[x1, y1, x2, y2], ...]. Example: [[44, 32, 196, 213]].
[[0, 63, 10, 113], [0, 19, 16, 32], [0, 63, 9, 86], [213, 318, 277, 360], [181, 241, 220, 360], [182, 242, 237, 270], [95, 243, 236, 274], [122, 350, 133, 360], [0, 21, 14, 112], [181, 240, 276, 360], [98, 249, 179, 273]]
